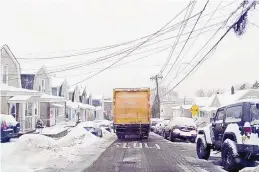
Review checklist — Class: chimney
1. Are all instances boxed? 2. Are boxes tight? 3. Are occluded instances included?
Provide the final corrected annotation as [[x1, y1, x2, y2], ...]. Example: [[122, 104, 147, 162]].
[[231, 86, 235, 95]]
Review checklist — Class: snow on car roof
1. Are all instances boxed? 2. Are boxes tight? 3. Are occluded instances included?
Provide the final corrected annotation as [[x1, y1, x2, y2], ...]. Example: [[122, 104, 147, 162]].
[[171, 117, 196, 127], [77, 121, 98, 128]]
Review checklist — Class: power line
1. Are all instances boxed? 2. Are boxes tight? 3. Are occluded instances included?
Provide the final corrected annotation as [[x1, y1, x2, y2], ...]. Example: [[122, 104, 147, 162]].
[[161, 0, 256, 98], [160, 1, 209, 85]]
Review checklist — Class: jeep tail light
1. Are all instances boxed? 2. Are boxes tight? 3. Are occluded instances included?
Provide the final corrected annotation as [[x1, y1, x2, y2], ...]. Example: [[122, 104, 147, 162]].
[[3, 121, 7, 130], [244, 122, 252, 136]]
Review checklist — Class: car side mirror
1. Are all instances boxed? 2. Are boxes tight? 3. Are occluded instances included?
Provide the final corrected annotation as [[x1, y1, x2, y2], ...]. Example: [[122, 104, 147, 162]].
[[256, 103, 259, 109]]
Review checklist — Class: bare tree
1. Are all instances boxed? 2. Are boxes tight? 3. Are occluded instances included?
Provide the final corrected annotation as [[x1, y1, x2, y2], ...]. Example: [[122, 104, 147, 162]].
[[196, 89, 206, 97], [206, 88, 221, 97]]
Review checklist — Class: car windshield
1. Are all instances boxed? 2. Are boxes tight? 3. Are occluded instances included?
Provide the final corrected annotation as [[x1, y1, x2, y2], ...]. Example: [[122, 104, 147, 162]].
[[250, 105, 259, 125]]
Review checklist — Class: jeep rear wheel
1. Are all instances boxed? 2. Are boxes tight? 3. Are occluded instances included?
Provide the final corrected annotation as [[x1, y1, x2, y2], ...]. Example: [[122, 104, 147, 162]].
[[221, 139, 242, 171], [196, 138, 210, 160]]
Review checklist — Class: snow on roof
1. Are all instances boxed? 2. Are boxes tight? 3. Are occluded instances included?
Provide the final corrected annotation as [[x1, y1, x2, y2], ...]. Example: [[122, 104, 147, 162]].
[[181, 105, 192, 110], [79, 103, 95, 110], [217, 89, 252, 106], [200, 106, 218, 112], [171, 117, 196, 127], [66, 100, 79, 109], [8, 95, 32, 103], [194, 97, 210, 107], [51, 78, 65, 88], [68, 86, 75, 93], [40, 94, 65, 102], [172, 106, 181, 110], [0, 83, 40, 96]]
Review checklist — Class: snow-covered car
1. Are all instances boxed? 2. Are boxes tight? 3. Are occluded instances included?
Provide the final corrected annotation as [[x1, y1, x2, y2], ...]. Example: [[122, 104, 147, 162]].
[[196, 100, 259, 171], [0, 114, 20, 142], [150, 118, 163, 132], [94, 120, 112, 132], [158, 120, 170, 135], [163, 117, 197, 143], [77, 121, 103, 137]]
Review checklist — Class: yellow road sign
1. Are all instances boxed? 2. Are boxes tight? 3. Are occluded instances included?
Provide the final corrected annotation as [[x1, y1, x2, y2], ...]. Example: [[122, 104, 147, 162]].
[[190, 104, 199, 117]]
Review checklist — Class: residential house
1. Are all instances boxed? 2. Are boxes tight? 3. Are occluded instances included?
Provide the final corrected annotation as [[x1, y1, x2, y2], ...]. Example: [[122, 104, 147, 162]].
[[51, 77, 69, 100], [21, 66, 65, 127], [0, 45, 41, 133], [171, 105, 193, 118], [161, 97, 193, 119], [92, 95, 104, 120], [104, 97, 112, 120], [86, 92, 92, 105]]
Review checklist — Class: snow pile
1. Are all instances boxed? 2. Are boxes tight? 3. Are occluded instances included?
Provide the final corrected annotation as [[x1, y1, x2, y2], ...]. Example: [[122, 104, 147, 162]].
[[58, 126, 100, 147], [240, 167, 257, 172]]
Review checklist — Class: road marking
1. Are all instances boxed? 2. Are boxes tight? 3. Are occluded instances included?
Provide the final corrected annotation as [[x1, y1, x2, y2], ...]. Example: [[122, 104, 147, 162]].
[[155, 144, 160, 149], [114, 143, 160, 149], [133, 142, 142, 148]]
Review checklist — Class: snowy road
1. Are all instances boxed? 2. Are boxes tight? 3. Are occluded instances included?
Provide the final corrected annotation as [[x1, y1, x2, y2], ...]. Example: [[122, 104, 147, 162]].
[[84, 133, 225, 172]]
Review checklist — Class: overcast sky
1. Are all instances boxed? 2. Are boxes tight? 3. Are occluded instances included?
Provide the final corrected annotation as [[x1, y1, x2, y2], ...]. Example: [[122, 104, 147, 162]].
[[0, 0, 259, 98]]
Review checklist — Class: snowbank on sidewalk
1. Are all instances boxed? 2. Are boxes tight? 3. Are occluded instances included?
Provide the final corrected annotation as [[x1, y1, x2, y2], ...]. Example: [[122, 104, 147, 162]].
[[2, 124, 116, 172], [240, 167, 257, 172], [57, 126, 100, 147]]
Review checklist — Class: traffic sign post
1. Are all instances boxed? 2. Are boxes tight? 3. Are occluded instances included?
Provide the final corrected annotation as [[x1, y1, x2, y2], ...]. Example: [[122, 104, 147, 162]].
[[190, 104, 199, 119]]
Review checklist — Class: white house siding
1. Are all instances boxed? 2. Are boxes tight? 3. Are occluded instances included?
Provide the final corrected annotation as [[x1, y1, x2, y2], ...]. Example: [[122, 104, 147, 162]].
[[1, 95, 10, 114], [210, 95, 221, 107], [1, 45, 21, 88], [61, 80, 69, 100], [33, 67, 52, 95]]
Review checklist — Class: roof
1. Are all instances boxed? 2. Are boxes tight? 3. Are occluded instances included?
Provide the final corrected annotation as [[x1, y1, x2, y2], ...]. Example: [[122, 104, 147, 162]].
[[199, 106, 218, 112], [181, 105, 192, 110], [86, 92, 91, 98], [79, 103, 95, 110], [194, 97, 210, 107], [92, 95, 103, 100], [21, 74, 35, 90], [66, 100, 80, 109], [51, 77, 65, 88], [217, 89, 251, 106], [0, 83, 40, 96], [79, 85, 85, 95], [8, 95, 32, 103], [68, 86, 75, 93]]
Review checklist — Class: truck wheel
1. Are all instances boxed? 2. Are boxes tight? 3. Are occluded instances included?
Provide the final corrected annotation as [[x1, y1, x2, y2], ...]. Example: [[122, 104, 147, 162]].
[[196, 138, 210, 160], [221, 139, 242, 171]]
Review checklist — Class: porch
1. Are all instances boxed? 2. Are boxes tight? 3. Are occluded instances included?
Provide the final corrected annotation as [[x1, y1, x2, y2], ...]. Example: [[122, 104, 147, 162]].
[[8, 95, 40, 134]]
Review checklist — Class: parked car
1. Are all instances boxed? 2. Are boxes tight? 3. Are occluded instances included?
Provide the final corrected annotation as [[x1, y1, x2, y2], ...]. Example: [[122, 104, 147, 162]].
[[151, 118, 163, 132], [94, 120, 112, 132], [163, 117, 197, 143], [0, 114, 20, 142], [157, 120, 170, 135], [77, 122, 103, 137], [196, 100, 259, 171]]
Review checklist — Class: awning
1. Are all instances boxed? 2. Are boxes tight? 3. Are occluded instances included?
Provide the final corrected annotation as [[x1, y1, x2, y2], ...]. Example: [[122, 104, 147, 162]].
[[51, 103, 64, 108], [0, 83, 40, 96], [66, 101, 79, 109], [40, 94, 65, 103], [8, 95, 32, 103]]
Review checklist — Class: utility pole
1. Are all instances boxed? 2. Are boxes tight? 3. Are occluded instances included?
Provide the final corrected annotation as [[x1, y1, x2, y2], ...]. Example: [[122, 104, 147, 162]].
[[150, 74, 163, 118]]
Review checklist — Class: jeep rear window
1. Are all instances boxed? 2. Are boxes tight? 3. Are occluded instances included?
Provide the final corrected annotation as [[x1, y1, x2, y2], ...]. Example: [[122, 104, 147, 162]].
[[250, 105, 259, 125], [225, 106, 242, 123]]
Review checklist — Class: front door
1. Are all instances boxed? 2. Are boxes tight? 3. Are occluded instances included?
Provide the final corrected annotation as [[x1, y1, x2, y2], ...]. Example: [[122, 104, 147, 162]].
[[212, 108, 226, 148], [9, 103, 16, 119], [50, 108, 56, 126]]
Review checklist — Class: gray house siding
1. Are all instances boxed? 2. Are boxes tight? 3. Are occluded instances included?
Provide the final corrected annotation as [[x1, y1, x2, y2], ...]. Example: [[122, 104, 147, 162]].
[[33, 67, 52, 94], [40, 102, 49, 126], [210, 96, 221, 107], [240, 90, 259, 99], [1, 45, 21, 87]]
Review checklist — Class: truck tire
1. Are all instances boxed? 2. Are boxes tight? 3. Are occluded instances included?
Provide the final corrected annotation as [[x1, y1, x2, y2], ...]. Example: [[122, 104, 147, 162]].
[[196, 138, 210, 160], [221, 139, 242, 171]]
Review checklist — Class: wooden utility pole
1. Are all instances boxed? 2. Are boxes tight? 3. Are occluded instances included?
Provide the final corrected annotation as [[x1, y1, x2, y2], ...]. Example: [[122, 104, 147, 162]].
[[150, 74, 163, 118]]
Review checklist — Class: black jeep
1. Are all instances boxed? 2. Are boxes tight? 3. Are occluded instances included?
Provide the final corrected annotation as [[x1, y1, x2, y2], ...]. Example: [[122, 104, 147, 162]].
[[196, 100, 259, 171]]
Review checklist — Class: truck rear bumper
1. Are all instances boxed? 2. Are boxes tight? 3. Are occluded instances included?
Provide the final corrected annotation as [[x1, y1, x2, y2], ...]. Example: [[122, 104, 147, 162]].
[[114, 124, 150, 135]]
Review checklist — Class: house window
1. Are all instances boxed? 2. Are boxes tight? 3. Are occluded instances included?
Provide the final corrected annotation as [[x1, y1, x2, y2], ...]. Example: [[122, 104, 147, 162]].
[[1, 65, 8, 84], [25, 103, 33, 116], [39, 79, 45, 92]]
